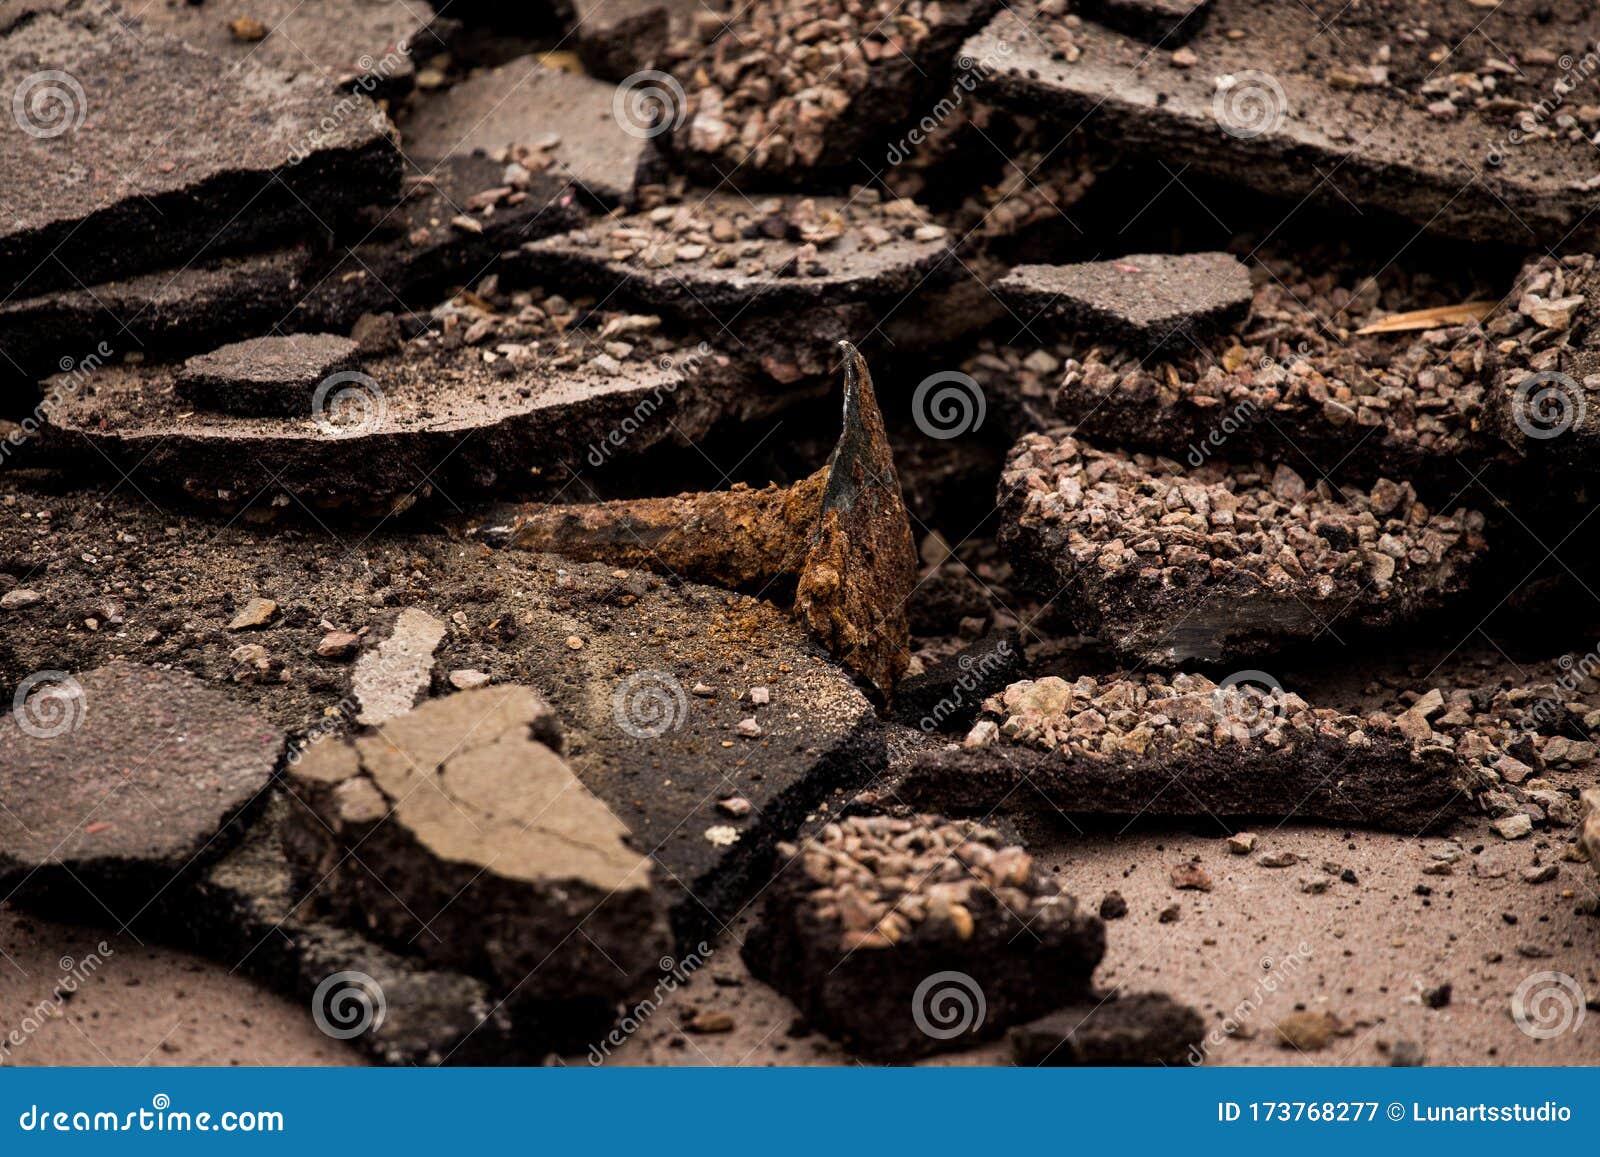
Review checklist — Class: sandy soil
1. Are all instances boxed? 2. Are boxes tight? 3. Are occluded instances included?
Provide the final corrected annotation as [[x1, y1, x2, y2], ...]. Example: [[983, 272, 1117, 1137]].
[[5, 808, 1592, 1067]]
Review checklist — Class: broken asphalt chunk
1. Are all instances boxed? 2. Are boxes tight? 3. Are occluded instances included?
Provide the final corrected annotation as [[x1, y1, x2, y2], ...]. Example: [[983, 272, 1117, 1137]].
[[41, 296, 743, 514], [0, 662, 282, 920], [0, 487, 885, 956], [403, 56, 663, 207], [667, 0, 999, 182], [745, 815, 1105, 1061], [994, 253, 1251, 353], [0, 154, 584, 384], [506, 343, 918, 696], [351, 607, 448, 725], [1009, 991, 1207, 1066], [1074, 0, 1210, 44], [569, 0, 703, 81], [516, 193, 954, 324], [891, 631, 1024, 734], [1490, 254, 1600, 472], [160, 798, 531, 1065], [130, 0, 436, 99], [178, 334, 362, 417], [999, 433, 1487, 664], [285, 685, 674, 1035], [964, 0, 1600, 247], [0, 0, 400, 297], [1021, 246, 1500, 482], [885, 674, 1471, 832]]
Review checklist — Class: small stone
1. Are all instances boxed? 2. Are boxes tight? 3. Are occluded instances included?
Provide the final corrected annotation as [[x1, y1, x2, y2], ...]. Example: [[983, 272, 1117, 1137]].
[[1300, 874, 1334, 894], [565, 635, 585, 650], [705, 825, 740, 847], [1158, 903, 1181, 923], [1170, 862, 1213, 891], [353, 608, 447, 726], [316, 631, 360, 659], [0, 589, 42, 610], [1226, 832, 1256, 855], [717, 796, 752, 818], [687, 1010, 735, 1034], [1389, 1039, 1425, 1067], [735, 717, 762, 738], [227, 597, 278, 630], [449, 669, 492, 691], [1099, 891, 1129, 920], [1521, 863, 1558, 884], [1275, 1010, 1341, 1051], [1493, 814, 1534, 840], [227, 16, 268, 41], [1257, 850, 1299, 868], [1422, 982, 1451, 1009], [749, 686, 771, 705]]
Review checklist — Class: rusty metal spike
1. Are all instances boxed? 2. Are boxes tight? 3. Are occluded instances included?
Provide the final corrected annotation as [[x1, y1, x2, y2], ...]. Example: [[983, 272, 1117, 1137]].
[[498, 342, 917, 697]]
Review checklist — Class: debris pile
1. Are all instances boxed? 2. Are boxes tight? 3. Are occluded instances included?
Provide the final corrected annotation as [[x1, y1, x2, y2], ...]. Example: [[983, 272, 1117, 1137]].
[[2, 0, 1598, 1071], [746, 816, 1105, 1060], [286, 686, 673, 1040], [998, 433, 1486, 663], [878, 674, 1471, 831]]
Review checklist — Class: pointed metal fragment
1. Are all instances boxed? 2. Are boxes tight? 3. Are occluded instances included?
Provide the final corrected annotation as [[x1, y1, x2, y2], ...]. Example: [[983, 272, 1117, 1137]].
[[792, 342, 917, 697], [499, 342, 917, 696]]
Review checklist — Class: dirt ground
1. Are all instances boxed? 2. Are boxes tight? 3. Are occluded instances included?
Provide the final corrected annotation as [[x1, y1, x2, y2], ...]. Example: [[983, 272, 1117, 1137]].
[[4, 810, 1592, 1067]]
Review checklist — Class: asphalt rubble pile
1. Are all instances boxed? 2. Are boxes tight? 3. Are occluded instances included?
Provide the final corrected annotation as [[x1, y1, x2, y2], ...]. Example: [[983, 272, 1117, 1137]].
[[1, 0, 1598, 1069]]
